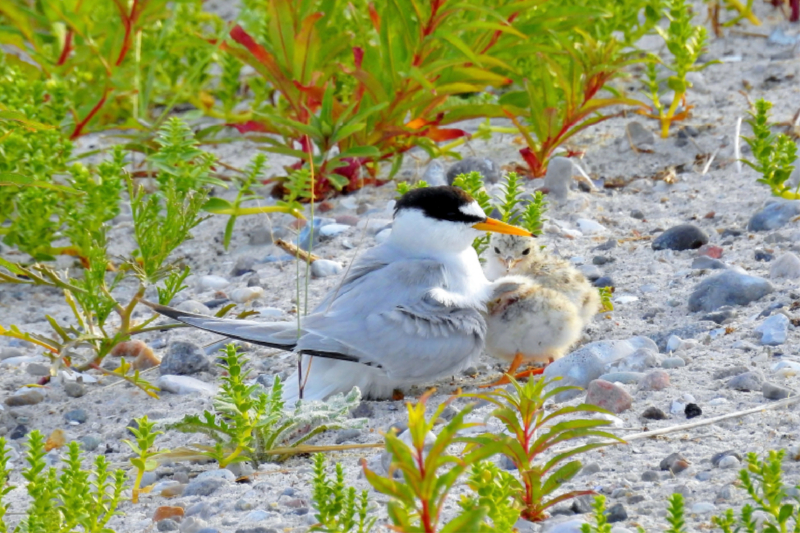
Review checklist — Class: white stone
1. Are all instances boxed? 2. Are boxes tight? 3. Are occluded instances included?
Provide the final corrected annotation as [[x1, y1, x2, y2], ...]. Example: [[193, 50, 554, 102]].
[[770, 253, 800, 279], [614, 295, 639, 304], [691, 502, 717, 514], [718, 455, 740, 469], [666, 335, 684, 353], [199, 275, 230, 291], [311, 259, 344, 278], [230, 287, 265, 304], [576, 219, 607, 235], [156, 375, 217, 396], [319, 223, 350, 238], [670, 400, 686, 414]]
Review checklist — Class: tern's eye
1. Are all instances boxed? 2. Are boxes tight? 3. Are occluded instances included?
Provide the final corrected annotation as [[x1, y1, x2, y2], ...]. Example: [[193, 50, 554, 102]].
[[494, 247, 501, 254], [522, 248, 531, 256]]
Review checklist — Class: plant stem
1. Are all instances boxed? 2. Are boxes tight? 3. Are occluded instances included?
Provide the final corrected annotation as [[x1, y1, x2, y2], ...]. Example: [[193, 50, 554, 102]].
[[662, 93, 684, 138]]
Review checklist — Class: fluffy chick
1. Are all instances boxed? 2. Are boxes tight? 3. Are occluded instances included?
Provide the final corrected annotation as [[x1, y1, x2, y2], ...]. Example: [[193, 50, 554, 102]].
[[484, 234, 600, 328], [483, 278, 582, 382]]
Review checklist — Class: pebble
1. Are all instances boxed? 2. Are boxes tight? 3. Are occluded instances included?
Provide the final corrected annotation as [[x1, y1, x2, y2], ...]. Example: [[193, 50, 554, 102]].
[[630, 209, 645, 220], [186, 502, 212, 519], [199, 275, 230, 291], [666, 335, 683, 353], [335, 428, 361, 444], [5, 390, 44, 407], [585, 380, 633, 414], [579, 463, 601, 477], [763, 382, 793, 400], [626, 121, 655, 151], [160, 341, 210, 376], [351, 402, 375, 419], [593, 276, 615, 288], [697, 244, 723, 259], [111, 339, 161, 370], [158, 519, 180, 531], [576, 219, 606, 235], [0, 347, 23, 360], [747, 200, 800, 231], [770, 253, 800, 279], [691, 502, 717, 514], [688, 270, 774, 312], [598, 372, 645, 385], [702, 307, 735, 324], [64, 409, 87, 424], [318, 224, 350, 238], [726, 371, 764, 391], [652, 224, 709, 251], [446, 157, 499, 185], [661, 357, 686, 369], [660, 453, 690, 474], [79, 435, 102, 451], [231, 256, 257, 277], [756, 314, 789, 345], [64, 381, 86, 399], [10, 425, 27, 440], [26, 363, 50, 376], [605, 503, 628, 523], [230, 287, 265, 304], [714, 365, 750, 379], [184, 477, 230, 497], [154, 506, 185, 522], [543, 157, 573, 201], [240, 510, 274, 523], [613, 348, 659, 372], [717, 485, 735, 501], [638, 370, 670, 391], [691, 256, 726, 269], [641, 470, 660, 482], [179, 517, 210, 533], [541, 519, 587, 533], [685, 403, 702, 418], [156, 375, 217, 396], [311, 259, 344, 278], [578, 264, 602, 281], [422, 160, 447, 186], [641, 406, 668, 420], [717, 455, 741, 469], [543, 350, 606, 402], [176, 300, 211, 315]]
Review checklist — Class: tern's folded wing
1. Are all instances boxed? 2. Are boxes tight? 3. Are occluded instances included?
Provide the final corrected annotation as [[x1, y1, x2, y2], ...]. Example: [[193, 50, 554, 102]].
[[297, 258, 486, 380], [141, 301, 298, 349]]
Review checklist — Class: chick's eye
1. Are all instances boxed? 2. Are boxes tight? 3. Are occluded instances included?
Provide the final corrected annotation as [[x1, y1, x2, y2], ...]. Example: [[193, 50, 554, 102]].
[[522, 248, 531, 256], [494, 247, 501, 254]]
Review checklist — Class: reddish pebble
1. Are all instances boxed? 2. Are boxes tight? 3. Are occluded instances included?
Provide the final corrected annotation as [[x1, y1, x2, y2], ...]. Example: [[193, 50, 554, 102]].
[[335, 214, 360, 226], [697, 244, 723, 259], [318, 201, 335, 213], [704, 211, 715, 219], [153, 506, 184, 522], [585, 379, 633, 414], [638, 370, 670, 391], [289, 219, 307, 230]]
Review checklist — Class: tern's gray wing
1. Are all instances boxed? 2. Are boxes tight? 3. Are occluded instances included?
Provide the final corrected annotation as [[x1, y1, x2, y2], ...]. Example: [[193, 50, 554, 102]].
[[297, 256, 486, 380], [140, 301, 299, 350]]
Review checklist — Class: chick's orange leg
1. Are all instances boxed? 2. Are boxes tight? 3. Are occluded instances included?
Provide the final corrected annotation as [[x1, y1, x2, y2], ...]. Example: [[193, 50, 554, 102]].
[[480, 353, 525, 388]]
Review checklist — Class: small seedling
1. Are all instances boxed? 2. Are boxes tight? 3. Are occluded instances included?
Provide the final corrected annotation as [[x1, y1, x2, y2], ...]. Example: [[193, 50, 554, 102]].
[[599, 287, 614, 312], [123, 415, 165, 504], [363, 396, 504, 533], [464, 376, 623, 521], [641, 0, 713, 138], [168, 344, 362, 465], [665, 493, 687, 533], [311, 454, 376, 533], [395, 180, 429, 198], [580, 496, 613, 533], [0, 437, 12, 531], [743, 99, 799, 199], [522, 191, 549, 236], [459, 461, 523, 532]]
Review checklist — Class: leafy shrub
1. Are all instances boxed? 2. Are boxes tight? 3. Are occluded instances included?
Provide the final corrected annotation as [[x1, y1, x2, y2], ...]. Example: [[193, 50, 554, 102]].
[[311, 454, 376, 533], [743, 99, 799, 200]]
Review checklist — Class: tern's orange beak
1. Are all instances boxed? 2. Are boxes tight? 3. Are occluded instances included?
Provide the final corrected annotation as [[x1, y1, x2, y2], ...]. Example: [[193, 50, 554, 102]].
[[472, 217, 533, 237]]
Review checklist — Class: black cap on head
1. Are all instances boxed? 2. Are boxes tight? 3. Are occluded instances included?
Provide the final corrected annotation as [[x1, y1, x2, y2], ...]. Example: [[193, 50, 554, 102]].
[[394, 186, 485, 224]]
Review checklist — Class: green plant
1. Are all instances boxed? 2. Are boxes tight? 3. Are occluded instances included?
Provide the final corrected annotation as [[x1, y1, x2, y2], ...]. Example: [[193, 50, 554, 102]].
[[0, 438, 12, 533], [311, 454, 376, 533], [123, 415, 165, 504], [641, 0, 713, 138], [580, 496, 613, 533], [665, 493, 687, 533], [0, 118, 219, 394], [464, 376, 623, 521], [713, 450, 800, 533], [459, 461, 523, 533], [598, 286, 614, 312], [452, 171, 494, 255], [500, 0, 661, 176], [522, 190, 548, 236], [363, 396, 504, 533], [743, 99, 799, 200], [6, 431, 126, 533], [705, 0, 760, 37], [395, 180, 429, 198], [0, 0, 224, 137], [169, 344, 362, 465]]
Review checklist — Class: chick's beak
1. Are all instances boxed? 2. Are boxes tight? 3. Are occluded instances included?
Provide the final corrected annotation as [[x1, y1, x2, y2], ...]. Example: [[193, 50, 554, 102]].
[[472, 217, 532, 237]]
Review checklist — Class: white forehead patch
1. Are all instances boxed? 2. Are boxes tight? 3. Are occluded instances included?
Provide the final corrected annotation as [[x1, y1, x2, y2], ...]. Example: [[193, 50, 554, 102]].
[[459, 201, 486, 219]]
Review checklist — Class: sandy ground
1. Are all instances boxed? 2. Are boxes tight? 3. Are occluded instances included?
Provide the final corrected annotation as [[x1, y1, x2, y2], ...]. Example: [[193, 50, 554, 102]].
[[2, 3, 800, 532]]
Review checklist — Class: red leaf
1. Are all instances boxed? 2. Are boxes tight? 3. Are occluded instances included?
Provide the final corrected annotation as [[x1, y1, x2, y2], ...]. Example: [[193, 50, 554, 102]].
[[519, 147, 544, 177], [368, 3, 380, 31], [353, 47, 364, 69], [230, 25, 280, 73], [425, 126, 469, 142], [227, 121, 269, 134]]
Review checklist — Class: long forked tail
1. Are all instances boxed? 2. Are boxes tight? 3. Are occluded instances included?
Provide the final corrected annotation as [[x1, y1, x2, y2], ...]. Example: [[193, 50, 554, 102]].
[[141, 300, 298, 350]]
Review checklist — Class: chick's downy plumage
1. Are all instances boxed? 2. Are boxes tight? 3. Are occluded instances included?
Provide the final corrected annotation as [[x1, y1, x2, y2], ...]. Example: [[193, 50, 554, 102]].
[[485, 234, 599, 328], [481, 234, 599, 378]]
